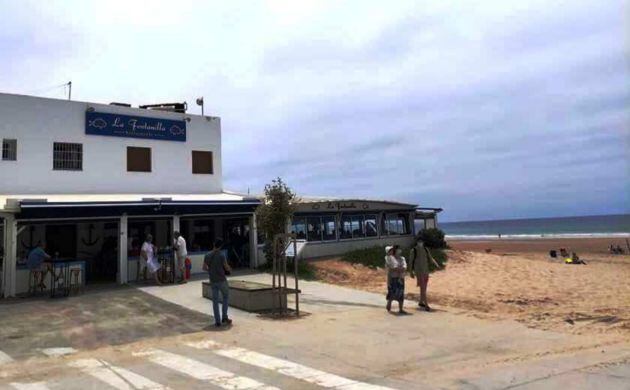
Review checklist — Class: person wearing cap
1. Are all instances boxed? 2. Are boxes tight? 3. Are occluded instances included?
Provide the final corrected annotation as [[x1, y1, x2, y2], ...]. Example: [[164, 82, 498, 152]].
[[385, 244, 408, 314], [410, 238, 441, 311]]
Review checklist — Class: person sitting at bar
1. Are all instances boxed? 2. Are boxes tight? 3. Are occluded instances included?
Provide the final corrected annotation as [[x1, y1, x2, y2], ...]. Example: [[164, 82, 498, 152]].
[[141, 234, 162, 285], [27, 241, 52, 289]]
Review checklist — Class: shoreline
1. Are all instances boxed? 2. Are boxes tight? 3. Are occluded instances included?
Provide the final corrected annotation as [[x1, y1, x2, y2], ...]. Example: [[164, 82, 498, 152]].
[[447, 236, 630, 255], [446, 233, 630, 241]]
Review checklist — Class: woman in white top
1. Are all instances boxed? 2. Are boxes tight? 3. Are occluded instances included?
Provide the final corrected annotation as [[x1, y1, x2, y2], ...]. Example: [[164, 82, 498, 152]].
[[385, 244, 408, 314], [141, 234, 162, 285]]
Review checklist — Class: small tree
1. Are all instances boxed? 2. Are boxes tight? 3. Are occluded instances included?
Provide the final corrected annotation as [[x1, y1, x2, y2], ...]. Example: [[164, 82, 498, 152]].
[[417, 228, 448, 249], [255, 178, 297, 264]]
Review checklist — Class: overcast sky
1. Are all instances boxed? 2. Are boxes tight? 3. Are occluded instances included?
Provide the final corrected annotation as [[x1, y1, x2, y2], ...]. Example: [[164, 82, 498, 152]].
[[1, 0, 628, 222]]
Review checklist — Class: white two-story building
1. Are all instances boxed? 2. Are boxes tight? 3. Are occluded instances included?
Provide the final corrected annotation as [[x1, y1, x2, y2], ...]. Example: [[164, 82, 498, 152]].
[[0, 93, 260, 297], [0, 92, 441, 298]]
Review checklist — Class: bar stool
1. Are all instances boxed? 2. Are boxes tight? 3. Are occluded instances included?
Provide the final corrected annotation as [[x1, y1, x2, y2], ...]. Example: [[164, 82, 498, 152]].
[[69, 268, 82, 295], [28, 269, 45, 295]]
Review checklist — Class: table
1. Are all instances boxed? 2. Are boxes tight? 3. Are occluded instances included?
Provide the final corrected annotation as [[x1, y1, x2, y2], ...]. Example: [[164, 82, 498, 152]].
[[46, 258, 72, 298]]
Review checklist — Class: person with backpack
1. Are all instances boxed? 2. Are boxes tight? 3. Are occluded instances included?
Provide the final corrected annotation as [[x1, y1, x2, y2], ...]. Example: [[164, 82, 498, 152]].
[[410, 238, 442, 311]]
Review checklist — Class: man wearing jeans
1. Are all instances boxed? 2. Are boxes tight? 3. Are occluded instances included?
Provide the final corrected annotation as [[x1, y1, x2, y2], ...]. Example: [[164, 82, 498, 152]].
[[204, 239, 232, 327]]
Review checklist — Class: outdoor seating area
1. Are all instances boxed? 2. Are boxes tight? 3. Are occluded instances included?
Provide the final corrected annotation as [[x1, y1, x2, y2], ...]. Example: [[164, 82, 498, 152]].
[[26, 259, 85, 298]]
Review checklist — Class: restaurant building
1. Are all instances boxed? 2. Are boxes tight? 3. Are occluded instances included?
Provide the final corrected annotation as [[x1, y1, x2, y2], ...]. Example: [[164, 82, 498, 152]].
[[0, 92, 441, 298]]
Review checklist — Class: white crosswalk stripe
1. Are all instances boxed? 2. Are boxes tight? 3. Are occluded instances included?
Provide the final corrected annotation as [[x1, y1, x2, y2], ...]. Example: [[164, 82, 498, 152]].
[[69, 358, 170, 390], [0, 350, 14, 365], [41, 347, 78, 357], [10, 383, 50, 390], [187, 340, 394, 389], [133, 349, 279, 390]]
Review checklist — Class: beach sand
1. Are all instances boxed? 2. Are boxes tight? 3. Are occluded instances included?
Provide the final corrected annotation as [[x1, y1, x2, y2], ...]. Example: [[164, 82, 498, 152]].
[[312, 237, 630, 338]]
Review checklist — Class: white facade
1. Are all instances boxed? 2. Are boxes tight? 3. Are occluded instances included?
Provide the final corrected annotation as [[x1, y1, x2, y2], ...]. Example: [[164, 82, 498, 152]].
[[0, 93, 222, 194], [0, 93, 256, 298]]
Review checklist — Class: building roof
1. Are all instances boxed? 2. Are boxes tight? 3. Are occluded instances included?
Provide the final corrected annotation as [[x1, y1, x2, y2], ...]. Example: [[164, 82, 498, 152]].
[[296, 196, 417, 208], [0, 193, 257, 212]]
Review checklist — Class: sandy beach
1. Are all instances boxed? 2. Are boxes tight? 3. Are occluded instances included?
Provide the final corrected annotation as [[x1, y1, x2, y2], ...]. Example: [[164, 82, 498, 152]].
[[312, 237, 630, 339]]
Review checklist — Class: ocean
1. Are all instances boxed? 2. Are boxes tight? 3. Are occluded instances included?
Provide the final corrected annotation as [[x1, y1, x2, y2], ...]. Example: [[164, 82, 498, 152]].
[[437, 214, 630, 240]]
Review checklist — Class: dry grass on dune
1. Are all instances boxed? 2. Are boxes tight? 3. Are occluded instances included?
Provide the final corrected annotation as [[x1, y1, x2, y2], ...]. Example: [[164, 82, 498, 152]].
[[312, 249, 630, 337]]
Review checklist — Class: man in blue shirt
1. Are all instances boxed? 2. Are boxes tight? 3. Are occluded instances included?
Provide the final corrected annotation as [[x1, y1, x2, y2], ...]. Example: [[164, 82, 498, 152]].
[[27, 242, 52, 289], [203, 239, 232, 327], [27, 242, 51, 270]]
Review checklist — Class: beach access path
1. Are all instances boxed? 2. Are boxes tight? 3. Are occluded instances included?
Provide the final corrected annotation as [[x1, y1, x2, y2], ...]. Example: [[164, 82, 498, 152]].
[[1, 273, 628, 389]]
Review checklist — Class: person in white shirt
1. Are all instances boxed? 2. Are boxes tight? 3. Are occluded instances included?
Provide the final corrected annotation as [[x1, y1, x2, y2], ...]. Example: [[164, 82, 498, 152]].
[[141, 234, 161, 285], [385, 244, 408, 314], [173, 231, 188, 283]]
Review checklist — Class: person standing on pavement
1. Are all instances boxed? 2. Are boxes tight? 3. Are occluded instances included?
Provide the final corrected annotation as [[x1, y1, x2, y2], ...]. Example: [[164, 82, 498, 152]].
[[410, 238, 442, 311], [173, 231, 187, 283], [385, 245, 408, 314], [203, 239, 232, 327], [141, 234, 162, 285]]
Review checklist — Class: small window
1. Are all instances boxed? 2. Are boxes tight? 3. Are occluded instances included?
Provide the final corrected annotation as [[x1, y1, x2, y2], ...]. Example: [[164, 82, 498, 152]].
[[127, 147, 152, 172], [192, 151, 213, 174], [53, 142, 82, 171], [2, 139, 17, 161]]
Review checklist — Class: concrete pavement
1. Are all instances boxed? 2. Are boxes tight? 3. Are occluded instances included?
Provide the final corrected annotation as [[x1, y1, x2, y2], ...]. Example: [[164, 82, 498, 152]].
[[0, 272, 628, 389]]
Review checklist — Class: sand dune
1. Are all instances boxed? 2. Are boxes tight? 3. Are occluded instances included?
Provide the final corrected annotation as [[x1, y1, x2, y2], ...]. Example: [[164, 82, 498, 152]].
[[312, 240, 630, 337]]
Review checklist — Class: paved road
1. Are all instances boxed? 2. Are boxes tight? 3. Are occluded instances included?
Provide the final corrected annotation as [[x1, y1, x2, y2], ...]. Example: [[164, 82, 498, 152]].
[[0, 273, 628, 389]]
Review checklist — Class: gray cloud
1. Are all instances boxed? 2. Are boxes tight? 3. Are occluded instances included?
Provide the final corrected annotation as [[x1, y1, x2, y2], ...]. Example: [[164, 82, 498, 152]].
[[1, 0, 627, 221]]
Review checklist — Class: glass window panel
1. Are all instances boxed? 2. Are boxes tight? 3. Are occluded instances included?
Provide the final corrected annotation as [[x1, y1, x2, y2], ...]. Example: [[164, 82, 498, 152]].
[[351, 215, 364, 238], [364, 215, 378, 237], [292, 217, 306, 240], [307, 217, 322, 241], [398, 213, 409, 235], [386, 215, 398, 235], [322, 216, 336, 241], [340, 215, 353, 239]]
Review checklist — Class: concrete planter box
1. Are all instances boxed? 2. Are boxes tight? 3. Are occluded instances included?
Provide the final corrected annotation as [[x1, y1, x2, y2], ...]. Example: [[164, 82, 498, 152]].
[[202, 280, 299, 312]]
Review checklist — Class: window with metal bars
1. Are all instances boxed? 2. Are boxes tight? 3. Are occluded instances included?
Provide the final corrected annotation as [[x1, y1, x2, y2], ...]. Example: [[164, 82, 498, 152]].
[[53, 142, 83, 171], [2, 139, 17, 161]]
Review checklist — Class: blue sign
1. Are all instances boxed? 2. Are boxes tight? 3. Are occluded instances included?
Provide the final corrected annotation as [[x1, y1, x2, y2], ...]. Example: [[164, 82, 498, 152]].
[[85, 111, 186, 142]]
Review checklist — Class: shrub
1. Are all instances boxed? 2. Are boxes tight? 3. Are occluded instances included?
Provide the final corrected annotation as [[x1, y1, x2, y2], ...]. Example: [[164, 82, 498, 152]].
[[417, 228, 448, 249], [257, 258, 318, 281], [341, 246, 386, 269], [341, 244, 447, 272]]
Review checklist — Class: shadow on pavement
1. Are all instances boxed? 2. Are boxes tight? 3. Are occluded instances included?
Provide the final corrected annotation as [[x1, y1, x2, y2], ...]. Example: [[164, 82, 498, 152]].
[[0, 285, 210, 360]]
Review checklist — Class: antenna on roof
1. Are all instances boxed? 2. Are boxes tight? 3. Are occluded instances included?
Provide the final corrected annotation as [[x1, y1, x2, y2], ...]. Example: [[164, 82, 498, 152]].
[[196, 97, 204, 116], [67, 81, 72, 100]]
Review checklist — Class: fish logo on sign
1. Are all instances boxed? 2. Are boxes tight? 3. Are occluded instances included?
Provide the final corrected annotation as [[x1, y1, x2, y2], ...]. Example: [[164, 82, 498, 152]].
[[88, 118, 107, 129], [170, 125, 184, 135]]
